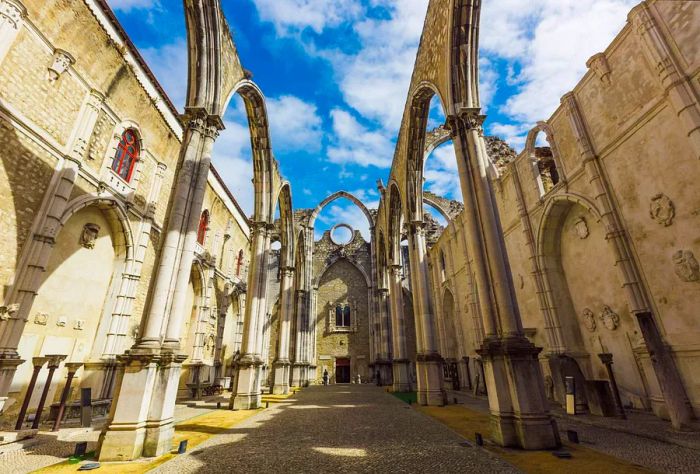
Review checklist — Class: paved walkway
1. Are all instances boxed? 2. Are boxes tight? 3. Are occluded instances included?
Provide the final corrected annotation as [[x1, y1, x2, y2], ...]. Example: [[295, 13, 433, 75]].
[[154, 385, 518, 473]]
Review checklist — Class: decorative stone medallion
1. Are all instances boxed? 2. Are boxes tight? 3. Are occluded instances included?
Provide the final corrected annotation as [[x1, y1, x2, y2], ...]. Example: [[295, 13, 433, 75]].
[[34, 312, 48, 326], [56, 316, 67, 327], [599, 305, 620, 330], [672, 250, 699, 282], [649, 193, 675, 226], [74, 319, 85, 330], [582, 308, 596, 332], [573, 216, 589, 239], [80, 223, 100, 249]]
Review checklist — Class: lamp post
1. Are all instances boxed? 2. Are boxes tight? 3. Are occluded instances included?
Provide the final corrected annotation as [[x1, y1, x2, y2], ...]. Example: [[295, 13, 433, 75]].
[[15, 356, 50, 430], [51, 362, 83, 432], [32, 354, 66, 429]]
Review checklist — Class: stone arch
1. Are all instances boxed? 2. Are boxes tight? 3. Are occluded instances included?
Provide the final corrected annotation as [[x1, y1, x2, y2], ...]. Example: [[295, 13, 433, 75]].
[[441, 288, 459, 359], [524, 121, 566, 196], [273, 181, 295, 268], [387, 182, 404, 266], [59, 195, 135, 262], [405, 83, 448, 222], [313, 257, 372, 290], [422, 196, 451, 222], [535, 193, 604, 355], [308, 190, 374, 230]]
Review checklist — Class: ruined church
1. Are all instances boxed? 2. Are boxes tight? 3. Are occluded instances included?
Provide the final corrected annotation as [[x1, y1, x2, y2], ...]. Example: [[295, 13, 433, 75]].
[[0, 0, 698, 470]]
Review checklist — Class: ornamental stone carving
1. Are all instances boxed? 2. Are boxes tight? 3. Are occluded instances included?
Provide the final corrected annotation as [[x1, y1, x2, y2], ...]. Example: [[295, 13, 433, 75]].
[[573, 216, 589, 239], [74, 319, 85, 330], [34, 312, 48, 326], [649, 193, 674, 226], [56, 316, 67, 327], [0, 0, 26, 30], [47, 49, 75, 82], [80, 223, 100, 249], [599, 305, 620, 331], [0, 303, 19, 321], [672, 250, 700, 282], [582, 308, 596, 332], [586, 53, 612, 86]]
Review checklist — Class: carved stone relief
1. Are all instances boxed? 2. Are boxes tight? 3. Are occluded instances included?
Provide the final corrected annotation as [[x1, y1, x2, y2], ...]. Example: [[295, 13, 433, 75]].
[[56, 316, 67, 327], [582, 308, 596, 332], [0, 303, 19, 321], [672, 250, 699, 282], [74, 319, 85, 330], [599, 305, 620, 331], [80, 223, 100, 249], [47, 49, 75, 82], [649, 193, 674, 226], [573, 216, 589, 239], [34, 312, 48, 326]]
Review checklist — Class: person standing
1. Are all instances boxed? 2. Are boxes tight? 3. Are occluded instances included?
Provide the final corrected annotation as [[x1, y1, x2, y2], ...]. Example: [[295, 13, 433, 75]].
[[323, 369, 329, 386]]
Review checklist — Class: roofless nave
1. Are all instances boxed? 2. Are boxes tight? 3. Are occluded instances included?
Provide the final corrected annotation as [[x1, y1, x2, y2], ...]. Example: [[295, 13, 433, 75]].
[[0, 0, 698, 468]]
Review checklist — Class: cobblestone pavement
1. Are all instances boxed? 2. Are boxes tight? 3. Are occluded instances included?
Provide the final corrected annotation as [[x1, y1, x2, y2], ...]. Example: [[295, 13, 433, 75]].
[[449, 390, 700, 474], [0, 402, 216, 474], [153, 385, 519, 474]]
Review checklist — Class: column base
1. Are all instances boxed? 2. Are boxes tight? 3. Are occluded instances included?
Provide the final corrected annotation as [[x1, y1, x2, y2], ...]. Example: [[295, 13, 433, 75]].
[[478, 336, 560, 450], [230, 357, 262, 410], [416, 353, 446, 406], [392, 359, 411, 392], [291, 362, 308, 387], [0, 355, 24, 413], [143, 353, 184, 457], [272, 360, 290, 395], [98, 353, 159, 462]]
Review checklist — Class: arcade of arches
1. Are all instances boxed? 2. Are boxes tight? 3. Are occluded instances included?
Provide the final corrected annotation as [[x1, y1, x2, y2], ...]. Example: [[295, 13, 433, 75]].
[[0, 0, 698, 467]]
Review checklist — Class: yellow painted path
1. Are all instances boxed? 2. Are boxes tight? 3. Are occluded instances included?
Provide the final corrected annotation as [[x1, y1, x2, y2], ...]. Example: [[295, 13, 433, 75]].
[[34, 390, 298, 474], [416, 404, 655, 474]]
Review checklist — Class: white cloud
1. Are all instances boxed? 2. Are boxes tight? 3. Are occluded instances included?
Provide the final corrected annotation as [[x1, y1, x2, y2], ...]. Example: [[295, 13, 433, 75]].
[[211, 98, 255, 215], [481, 0, 637, 147], [327, 109, 394, 168], [424, 143, 461, 202], [108, 0, 160, 13], [487, 123, 530, 152], [140, 39, 188, 111], [250, 0, 363, 35], [266, 96, 323, 152]]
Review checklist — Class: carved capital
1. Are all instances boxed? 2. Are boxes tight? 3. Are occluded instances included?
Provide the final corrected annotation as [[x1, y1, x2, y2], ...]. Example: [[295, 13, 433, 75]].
[[48, 49, 75, 83], [458, 107, 486, 131], [586, 53, 612, 86], [182, 108, 225, 140], [0, 0, 27, 30]]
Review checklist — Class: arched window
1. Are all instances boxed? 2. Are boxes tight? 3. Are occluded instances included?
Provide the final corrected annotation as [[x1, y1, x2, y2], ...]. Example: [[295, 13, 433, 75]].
[[236, 249, 244, 276], [197, 210, 209, 245], [335, 305, 343, 327], [343, 305, 351, 327], [440, 251, 447, 282], [111, 129, 140, 182]]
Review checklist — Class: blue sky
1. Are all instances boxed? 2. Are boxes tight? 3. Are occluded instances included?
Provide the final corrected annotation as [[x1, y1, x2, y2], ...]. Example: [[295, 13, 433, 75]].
[[108, 0, 636, 238]]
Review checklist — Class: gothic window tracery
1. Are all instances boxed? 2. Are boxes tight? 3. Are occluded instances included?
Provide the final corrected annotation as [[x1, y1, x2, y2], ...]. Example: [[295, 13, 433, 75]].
[[111, 129, 140, 182]]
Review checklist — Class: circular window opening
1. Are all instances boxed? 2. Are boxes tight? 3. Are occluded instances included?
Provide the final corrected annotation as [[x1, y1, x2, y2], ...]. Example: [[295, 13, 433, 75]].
[[330, 224, 353, 246]]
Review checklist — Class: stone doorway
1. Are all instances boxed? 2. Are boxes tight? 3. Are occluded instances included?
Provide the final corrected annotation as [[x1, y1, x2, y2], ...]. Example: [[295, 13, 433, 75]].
[[335, 358, 350, 383]]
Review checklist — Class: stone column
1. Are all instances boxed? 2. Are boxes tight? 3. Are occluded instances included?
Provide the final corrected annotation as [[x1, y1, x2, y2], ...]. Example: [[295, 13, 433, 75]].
[[15, 356, 48, 430], [291, 289, 307, 387], [406, 222, 445, 406], [629, 3, 700, 160], [0, 0, 26, 65], [388, 265, 410, 392], [52, 362, 83, 432], [230, 222, 271, 409], [448, 111, 559, 449], [32, 354, 66, 429], [0, 88, 104, 412], [99, 111, 222, 461], [272, 267, 295, 394], [562, 92, 694, 429]]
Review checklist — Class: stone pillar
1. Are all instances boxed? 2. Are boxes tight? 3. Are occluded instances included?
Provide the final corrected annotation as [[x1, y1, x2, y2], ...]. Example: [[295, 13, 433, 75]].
[[99, 111, 222, 461], [629, 3, 700, 160], [291, 289, 305, 387], [388, 266, 410, 392], [562, 92, 694, 429], [230, 222, 271, 409], [273, 267, 295, 394], [448, 111, 559, 449], [15, 356, 48, 430], [0, 0, 26, 65], [406, 223, 445, 406], [102, 162, 168, 359], [52, 362, 83, 432], [0, 88, 104, 412]]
